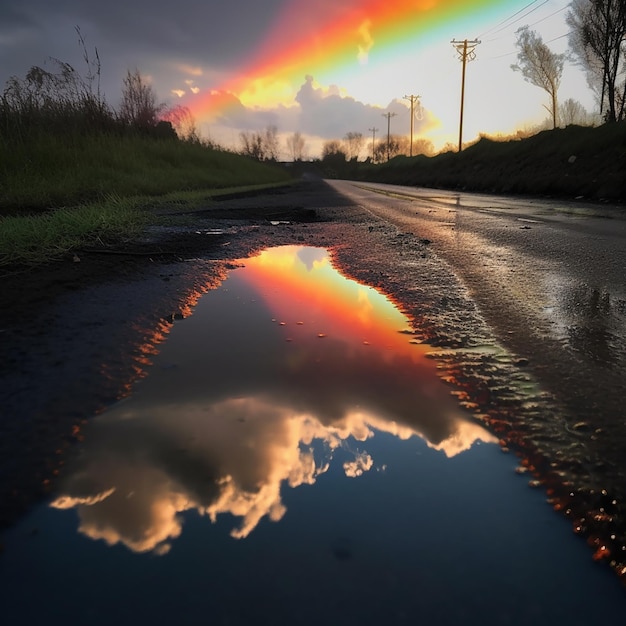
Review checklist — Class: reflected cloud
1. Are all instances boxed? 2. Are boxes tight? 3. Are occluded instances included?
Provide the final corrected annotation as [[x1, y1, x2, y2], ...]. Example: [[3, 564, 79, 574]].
[[344, 452, 373, 477], [52, 246, 496, 553]]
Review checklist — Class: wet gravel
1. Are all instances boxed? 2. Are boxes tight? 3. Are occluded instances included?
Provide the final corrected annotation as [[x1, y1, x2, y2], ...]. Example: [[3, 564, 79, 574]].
[[1, 177, 625, 584]]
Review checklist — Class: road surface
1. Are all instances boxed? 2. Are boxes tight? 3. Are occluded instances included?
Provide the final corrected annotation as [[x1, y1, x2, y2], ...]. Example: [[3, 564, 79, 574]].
[[326, 179, 626, 575], [2, 176, 625, 580], [329, 180, 626, 422]]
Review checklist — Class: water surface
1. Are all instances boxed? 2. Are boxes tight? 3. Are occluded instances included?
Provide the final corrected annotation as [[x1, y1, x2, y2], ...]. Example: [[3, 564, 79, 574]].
[[1, 246, 623, 624]]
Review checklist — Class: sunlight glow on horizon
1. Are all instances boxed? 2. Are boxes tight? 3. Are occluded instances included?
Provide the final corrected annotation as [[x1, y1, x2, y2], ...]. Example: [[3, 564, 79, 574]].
[[168, 0, 588, 155]]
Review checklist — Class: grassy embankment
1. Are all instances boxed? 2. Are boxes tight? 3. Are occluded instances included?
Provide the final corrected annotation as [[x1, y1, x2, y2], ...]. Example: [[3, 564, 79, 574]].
[[3, 112, 624, 268], [354, 122, 626, 203], [0, 128, 292, 267]]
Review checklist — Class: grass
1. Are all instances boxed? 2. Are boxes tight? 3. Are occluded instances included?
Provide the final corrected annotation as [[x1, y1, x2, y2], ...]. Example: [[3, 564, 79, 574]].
[[0, 131, 292, 214], [0, 195, 148, 266], [0, 128, 293, 267], [353, 122, 626, 203]]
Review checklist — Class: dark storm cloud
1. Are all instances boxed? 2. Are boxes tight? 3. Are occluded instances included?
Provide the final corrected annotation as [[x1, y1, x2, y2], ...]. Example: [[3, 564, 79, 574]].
[[0, 0, 286, 100]]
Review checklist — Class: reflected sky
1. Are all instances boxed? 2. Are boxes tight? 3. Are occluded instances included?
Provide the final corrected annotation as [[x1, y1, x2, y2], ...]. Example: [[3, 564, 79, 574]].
[[51, 246, 496, 553]]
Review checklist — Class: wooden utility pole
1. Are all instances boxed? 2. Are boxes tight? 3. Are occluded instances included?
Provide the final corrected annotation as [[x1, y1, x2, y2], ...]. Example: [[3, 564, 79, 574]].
[[368, 126, 378, 162], [451, 38, 480, 152], [382, 112, 397, 161], [403, 94, 421, 157]]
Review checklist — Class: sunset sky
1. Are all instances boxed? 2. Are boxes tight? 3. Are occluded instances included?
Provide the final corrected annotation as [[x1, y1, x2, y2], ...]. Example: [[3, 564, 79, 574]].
[[0, 1, 592, 157]]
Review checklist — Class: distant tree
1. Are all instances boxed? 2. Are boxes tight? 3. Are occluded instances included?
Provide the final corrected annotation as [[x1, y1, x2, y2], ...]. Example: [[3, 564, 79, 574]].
[[119, 69, 164, 128], [161, 105, 199, 141], [321, 139, 346, 160], [559, 98, 594, 126], [239, 125, 279, 160], [239, 130, 265, 160], [511, 26, 566, 129], [567, 0, 626, 122], [412, 138, 435, 156], [379, 136, 433, 158], [373, 135, 405, 161], [395, 135, 411, 156], [264, 124, 280, 161], [343, 131, 364, 160], [286, 131, 307, 161], [320, 140, 348, 176], [373, 141, 387, 163]]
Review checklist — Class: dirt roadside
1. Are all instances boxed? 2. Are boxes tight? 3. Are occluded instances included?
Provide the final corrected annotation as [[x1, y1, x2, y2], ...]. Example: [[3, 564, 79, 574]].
[[0, 178, 382, 529]]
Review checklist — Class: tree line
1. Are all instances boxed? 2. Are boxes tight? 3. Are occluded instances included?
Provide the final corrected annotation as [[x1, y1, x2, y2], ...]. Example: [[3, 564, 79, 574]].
[[513, 0, 625, 128], [238, 126, 437, 164]]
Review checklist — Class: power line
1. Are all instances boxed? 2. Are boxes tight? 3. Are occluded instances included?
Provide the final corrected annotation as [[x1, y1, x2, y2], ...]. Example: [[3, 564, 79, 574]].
[[483, 31, 571, 61], [481, 4, 569, 46], [477, 0, 543, 38], [545, 32, 570, 44], [478, 0, 550, 39], [527, 5, 568, 29], [489, 0, 551, 37]]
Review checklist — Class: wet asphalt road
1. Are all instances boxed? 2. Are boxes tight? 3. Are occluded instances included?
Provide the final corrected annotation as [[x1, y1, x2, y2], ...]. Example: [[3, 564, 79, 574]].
[[329, 180, 626, 440]]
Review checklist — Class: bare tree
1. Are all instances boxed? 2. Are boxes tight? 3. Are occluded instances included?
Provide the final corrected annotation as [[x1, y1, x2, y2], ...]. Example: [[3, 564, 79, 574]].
[[320, 140, 348, 176], [239, 125, 280, 160], [321, 139, 346, 159], [411, 138, 435, 156], [286, 131, 307, 161], [559, 98, 594, 126], [161, 105, 199, 141], [371, 135, 432, 158], [511, 26, 566, 129], [239, 130, 265, 159], [567, 0, 626, 122], [264, 125, 280, 161], [373, 135, 404, 162], [343, 131, 364, 160], [119, 69, 164, 128]]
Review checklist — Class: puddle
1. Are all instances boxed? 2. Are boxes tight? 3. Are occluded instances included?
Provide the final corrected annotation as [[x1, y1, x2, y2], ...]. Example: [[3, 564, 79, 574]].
[[1, 246, 624, 623]]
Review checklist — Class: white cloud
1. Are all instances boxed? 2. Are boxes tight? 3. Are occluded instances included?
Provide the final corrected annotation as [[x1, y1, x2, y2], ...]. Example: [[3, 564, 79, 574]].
[[198, 74, 439, 156]]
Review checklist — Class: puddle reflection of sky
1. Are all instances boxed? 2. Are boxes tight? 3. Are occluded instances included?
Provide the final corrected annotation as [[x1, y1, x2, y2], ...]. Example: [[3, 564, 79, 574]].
[[51, 245, 496, 553], [3, 246, 626, 625]]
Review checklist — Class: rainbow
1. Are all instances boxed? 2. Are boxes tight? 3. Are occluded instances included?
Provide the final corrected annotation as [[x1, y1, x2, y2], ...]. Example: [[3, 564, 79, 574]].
[[184, 0, 503, 124], [235, 245, 430, 362]]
